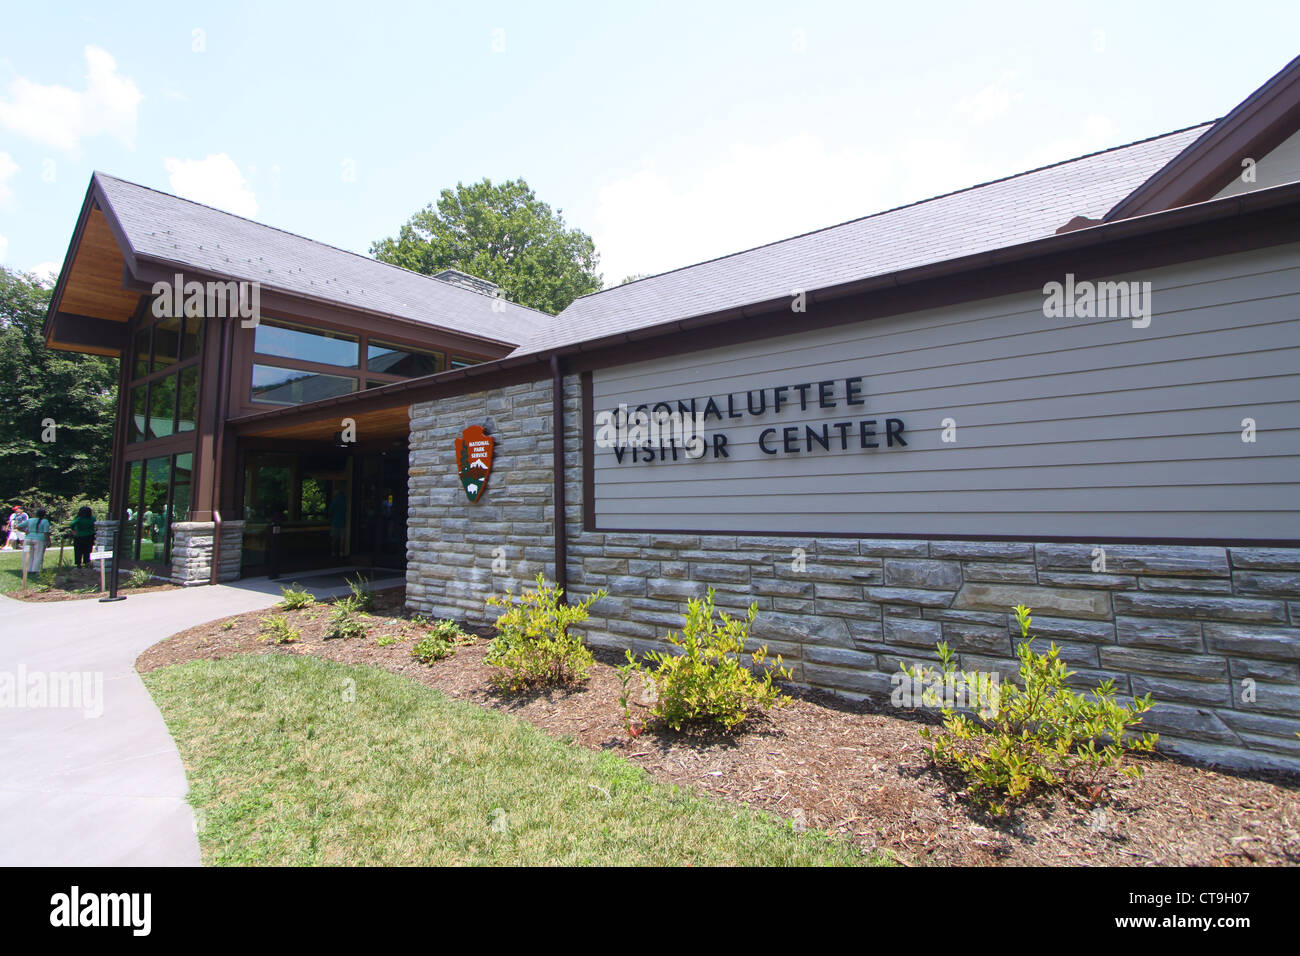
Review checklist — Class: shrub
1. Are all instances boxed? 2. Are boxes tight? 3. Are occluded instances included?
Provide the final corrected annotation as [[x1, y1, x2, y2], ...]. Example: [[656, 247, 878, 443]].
[[411, 619, 474, 664], [260, 614, 300, 645], [428, 618, 472, 643], [324, 600, 366, 640], [901, 604, 1159, 815], [346, 575, 375, 612], [26, 567, 57, 592], [279, 584, 315, 610], [484, 574, 607, 692], [630, 589, 791, 732], [375, 635, 398, 647], [125, 566, 153, 588], [412, 635, 453, 663]]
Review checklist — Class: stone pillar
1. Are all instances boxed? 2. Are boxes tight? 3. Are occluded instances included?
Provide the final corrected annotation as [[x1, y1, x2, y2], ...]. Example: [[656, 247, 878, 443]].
[[170, 521, 215, 586], [94, 519, 118, 553], [169, 519, 245, 585]]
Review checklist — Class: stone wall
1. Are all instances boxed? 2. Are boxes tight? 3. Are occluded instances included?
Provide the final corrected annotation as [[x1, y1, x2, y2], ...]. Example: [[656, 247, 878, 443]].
[[406, 376, 1300, 773]]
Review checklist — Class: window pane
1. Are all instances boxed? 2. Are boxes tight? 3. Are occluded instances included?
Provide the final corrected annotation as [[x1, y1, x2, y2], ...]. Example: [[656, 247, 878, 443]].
[[450, 356, 478, 369], [154, 316, 182, 370], [129, 385, 148, 443], [133, 327, 151, 379], [142, 457, 170, 564], [176, 366, 198, 432], [251, 364, 357, 405], [367, 341, 444, 377], [181, 316, 203, 359], [254, 320, 358, 368], [149, 373, 176, 440], [168, 453, 193, 554], [124, 461, 143, 559]]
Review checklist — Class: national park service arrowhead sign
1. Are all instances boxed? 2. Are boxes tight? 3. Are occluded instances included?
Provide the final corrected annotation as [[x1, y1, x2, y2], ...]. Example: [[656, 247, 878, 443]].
[[455, 425, 495, 502]]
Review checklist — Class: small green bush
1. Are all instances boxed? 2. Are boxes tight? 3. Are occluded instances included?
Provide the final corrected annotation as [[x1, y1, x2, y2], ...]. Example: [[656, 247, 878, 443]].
[[279, 584, 315, 610], [412, 635, 453, 662], [411, 619, 474, 663], [260, 614, 300, 645], [346, 575, 375, 612], [902, 603, 1158, 815], [324, 601, 366, 640], [485, 574, 607, 692], [630, 589, 791, 732], [428, 618, 472, 643], [125, 566, 153, 589]]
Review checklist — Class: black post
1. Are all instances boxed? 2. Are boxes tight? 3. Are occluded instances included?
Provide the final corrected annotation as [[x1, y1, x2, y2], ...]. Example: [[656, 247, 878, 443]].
[[99, 512, 126, 603], [267, 518, 282, 580]]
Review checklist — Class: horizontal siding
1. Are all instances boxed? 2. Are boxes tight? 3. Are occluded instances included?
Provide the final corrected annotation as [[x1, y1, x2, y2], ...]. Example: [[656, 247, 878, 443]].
[[591, 242, 1300, 540]]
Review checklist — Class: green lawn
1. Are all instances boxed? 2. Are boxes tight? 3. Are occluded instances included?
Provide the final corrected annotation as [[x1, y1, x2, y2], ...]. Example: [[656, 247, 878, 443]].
[[0, 545, 74, 592], [145, 654, 884, 867]]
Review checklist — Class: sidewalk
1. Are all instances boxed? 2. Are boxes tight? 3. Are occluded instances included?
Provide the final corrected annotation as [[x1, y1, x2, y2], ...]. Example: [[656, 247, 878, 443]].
[[0, 575, 357, 866]]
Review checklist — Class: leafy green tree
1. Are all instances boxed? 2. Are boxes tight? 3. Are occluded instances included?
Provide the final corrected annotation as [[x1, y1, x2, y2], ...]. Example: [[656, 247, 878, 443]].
[[370, 178, 602, 315], [0, 267, 118, 507]]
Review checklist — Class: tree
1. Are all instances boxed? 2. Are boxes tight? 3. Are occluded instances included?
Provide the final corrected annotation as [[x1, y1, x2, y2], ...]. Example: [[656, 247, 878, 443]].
[[370, 178, 602, 315], [0, 267, 118, 509]]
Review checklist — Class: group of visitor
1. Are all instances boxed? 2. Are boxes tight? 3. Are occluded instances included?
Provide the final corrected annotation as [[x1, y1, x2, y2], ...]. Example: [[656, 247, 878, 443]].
[[2, 503, 99, 573]]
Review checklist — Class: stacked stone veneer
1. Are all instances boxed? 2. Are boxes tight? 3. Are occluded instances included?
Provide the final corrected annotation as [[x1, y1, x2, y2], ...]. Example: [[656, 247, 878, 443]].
[[170, 520, 244, 585], [407, 377, 1300, 773]]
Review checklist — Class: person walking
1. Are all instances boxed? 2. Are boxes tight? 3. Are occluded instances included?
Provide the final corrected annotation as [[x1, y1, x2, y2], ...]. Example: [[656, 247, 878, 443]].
[[20, 508, 51, 574], [69, 506, 96, 569], [6, 504, 27, 551]]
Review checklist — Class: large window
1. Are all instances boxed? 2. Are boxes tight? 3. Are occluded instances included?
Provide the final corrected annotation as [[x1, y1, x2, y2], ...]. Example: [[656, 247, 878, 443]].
[[367, 340, 444, 377], [128, 313, 202, 444], [121, 452, 193, 566], [254, 320, 359, 367], [252, 364, 357, 405], [249, 316, 482, 406]]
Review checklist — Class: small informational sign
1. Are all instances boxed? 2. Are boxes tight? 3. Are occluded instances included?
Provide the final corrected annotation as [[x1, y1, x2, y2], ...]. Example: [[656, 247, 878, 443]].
[[455, 425, 495, 502], [90, 550, 113, 592]]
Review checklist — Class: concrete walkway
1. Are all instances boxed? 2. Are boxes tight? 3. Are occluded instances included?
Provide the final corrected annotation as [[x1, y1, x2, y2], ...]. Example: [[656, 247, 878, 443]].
[[0, 574, 358, 866]]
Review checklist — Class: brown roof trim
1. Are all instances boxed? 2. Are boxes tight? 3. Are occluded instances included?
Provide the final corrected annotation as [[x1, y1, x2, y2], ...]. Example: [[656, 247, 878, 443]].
[[124, 255, 523, 354], [548, 179, 1300, 358], [42, 180, 103, 344], [1105, 55, 1300, 221]]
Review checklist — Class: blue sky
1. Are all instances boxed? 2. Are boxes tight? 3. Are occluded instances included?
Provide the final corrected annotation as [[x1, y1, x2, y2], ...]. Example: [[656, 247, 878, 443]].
[[1, 1, 1297, 289]]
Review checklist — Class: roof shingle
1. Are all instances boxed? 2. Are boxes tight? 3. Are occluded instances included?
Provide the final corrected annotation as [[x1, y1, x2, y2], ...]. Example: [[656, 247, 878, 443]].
[[94, 173, 551, 347]]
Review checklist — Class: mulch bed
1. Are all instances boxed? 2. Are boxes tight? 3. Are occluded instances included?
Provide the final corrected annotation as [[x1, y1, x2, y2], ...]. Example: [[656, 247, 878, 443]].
[[7, 562, 178, 602], [137, 586, 1300, 867]]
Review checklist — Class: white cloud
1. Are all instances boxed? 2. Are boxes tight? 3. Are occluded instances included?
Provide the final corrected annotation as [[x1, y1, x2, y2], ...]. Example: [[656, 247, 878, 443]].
[[0, 46, 141, 153], [28, 260, 60, 283], [0, 151, 17, 204], [955, 72, 1021, 125], [590, 133, 1010, 285], [592, 135, 900, 284], [0, 233, 8, 264], [162, 153, 259, 218]]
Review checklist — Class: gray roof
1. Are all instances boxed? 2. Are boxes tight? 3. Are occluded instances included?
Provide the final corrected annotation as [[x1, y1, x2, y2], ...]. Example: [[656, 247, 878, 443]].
[[519, 123, 1212, 355], [94, 173, 550, 347]]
